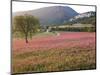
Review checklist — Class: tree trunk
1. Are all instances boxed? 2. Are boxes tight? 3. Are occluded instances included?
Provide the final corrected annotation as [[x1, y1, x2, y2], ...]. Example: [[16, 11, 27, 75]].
[[25, 34, 28, 43]]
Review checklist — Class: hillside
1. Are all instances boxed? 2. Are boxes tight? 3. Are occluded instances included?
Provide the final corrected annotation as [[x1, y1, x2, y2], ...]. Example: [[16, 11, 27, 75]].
[[64, 11, 96, 25], [13, 6, 78, 26]]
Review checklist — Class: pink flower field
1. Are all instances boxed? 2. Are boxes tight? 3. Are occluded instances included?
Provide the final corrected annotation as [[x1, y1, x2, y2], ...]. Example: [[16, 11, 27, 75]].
[[13, 32, 95, 51], [12, 32, 96, 74]]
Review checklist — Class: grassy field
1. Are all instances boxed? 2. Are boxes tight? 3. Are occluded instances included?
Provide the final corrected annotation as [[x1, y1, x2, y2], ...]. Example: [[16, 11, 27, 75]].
[[12, 32, 96, 74]]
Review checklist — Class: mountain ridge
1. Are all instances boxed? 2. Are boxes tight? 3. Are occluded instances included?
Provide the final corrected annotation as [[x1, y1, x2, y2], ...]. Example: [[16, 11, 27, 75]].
[[13, 6, 79, 26], [64, 11, 96, 25]]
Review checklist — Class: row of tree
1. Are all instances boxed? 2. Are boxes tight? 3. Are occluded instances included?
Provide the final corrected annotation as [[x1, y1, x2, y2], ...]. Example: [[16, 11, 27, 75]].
[[51, 26, 95, 32]]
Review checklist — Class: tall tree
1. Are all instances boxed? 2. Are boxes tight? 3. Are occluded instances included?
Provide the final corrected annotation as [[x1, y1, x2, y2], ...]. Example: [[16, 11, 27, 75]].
[[13, 15, 40, 43]]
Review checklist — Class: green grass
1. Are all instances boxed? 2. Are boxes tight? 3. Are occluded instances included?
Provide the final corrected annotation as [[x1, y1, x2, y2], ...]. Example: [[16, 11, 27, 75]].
[[13, 32, 57, 39], [12, 47, 96, 74]]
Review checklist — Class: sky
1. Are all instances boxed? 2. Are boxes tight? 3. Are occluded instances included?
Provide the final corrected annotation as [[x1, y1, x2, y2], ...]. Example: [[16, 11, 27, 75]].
[[12, 1, 95, 13]]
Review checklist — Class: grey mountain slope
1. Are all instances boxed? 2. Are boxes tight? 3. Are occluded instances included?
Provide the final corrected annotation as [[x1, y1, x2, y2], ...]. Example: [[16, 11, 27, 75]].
[[13, 6, 79, 26], [69, 11, 95, 21]]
